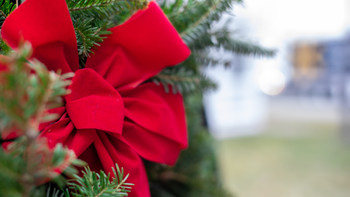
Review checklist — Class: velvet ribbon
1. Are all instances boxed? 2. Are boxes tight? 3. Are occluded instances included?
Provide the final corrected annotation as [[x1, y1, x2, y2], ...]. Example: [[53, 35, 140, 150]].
[[1, 0, 190, 196]]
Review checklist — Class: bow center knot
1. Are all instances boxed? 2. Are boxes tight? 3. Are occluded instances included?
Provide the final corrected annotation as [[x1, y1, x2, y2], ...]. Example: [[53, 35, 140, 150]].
[[65, 68, 124, 134]]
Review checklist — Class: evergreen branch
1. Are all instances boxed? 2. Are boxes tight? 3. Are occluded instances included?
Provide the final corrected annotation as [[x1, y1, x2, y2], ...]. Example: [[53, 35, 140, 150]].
[[0, 9, 6, 18], [160, 0, 185, 17], [0, 0, 15, 54], [45, 185, 70, 197], [68, 0, 147, 24], [0, 0, 15, 25], [167, 0, 237, 50], [213, 29, 276, 57], [68, 0, 116, 11], [219, 38, 276, 57], [153, 67, 199, 94], [67, 0, 147, 66], [0, 148, 24, 197], [72, 16, 110, 65], [68, 0, 130, 22], [179, 0, 219, 38], [167, 0, 238, 33], [153, 66, 216, 94], [0, 0, 15, 16], [68, 164, 133, 197], [165, 0, 275, 58], [67, 0, 147, 12], [0, 39, 10, 55], [183, 26, 275, 59], [165, 0, 201, 19], [157, 73, 200, 84], [194, 52, 230, 67]]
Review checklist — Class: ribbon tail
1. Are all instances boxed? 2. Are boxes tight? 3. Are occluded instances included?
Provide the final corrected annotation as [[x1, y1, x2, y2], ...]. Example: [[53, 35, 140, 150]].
[[93, 132, 151, 197]]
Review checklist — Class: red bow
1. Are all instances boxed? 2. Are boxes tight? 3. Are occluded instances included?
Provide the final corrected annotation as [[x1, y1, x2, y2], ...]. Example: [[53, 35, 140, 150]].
[[2, 0, 190, 196]]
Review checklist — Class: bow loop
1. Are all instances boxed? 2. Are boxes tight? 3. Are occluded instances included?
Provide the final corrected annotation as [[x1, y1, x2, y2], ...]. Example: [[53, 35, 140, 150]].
[[1, 0, 79, 73], [122, 83, 188, 165], [86, 2, 191, 91], [65, 69, 124, 134], [109, 2, 190, 68]]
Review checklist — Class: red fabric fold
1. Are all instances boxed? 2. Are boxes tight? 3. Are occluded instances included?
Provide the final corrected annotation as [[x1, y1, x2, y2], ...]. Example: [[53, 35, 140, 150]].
[[1, 0, 79, 73], [1, 0, 190, 196], [122, 83, 188, 165], [65, 69, 124, 134], [86, 2, 190, 90]]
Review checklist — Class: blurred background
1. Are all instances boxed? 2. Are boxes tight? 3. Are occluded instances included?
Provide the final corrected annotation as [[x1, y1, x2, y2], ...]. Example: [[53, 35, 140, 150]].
[[203, 0, 350, 196]]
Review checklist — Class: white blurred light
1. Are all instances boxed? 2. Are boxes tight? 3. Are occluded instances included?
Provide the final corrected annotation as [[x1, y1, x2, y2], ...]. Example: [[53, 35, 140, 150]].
[[258, 69, 286, 96], [234, 0, 349, 43]]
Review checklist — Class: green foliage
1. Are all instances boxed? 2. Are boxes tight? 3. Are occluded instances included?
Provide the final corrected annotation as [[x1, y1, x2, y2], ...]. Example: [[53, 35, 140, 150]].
[[43, 184, 70, 197], [148, 93, 233, 197], [0, 42, 82, 196], [0, 42, 72, 132], [44, 164, 133, 197], [0, 0, 15, 28], [152, 66, 216, 95], [153, 0, 275, 95], [212, 28, 276, 57], [67, 0, 148, 66], [67, 0, 147, 22], [68, 164, 133, 197], [0, 39, 10, 54], [0, 148, 24, 197], [175, 94, 233, 197], [148, 0, 275, 196], [71, 15, 111, 66], [162, 0, 273, 57], [0, 0, 15, 54], [163, 0, 238, 33]]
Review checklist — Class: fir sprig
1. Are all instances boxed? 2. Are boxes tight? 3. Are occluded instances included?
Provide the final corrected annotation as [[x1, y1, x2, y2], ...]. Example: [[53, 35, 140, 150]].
[[67, 0, 147, 13], [164, 0, 241, 34], [178, 0, 234, 38], [67, 0, 117, 11], [163, 0, 274, 57], [72, 16, 111, 61], [68, 164, 133, 197], [213, 29, 276, 57], [153, 66, 216, 94], [0, 0, 16, 54], [155, 0, 275, 96], [67, 0, 147, 66], [0, 148, 24, 197], [0, 0, 15, 27]]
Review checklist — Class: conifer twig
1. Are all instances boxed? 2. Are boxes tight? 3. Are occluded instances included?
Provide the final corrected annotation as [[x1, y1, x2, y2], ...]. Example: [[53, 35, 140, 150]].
[[157, 74, 201, 84], [0, 10, 6, 18], [180, 0, 219, 37], [69, 0, 116, 11]]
